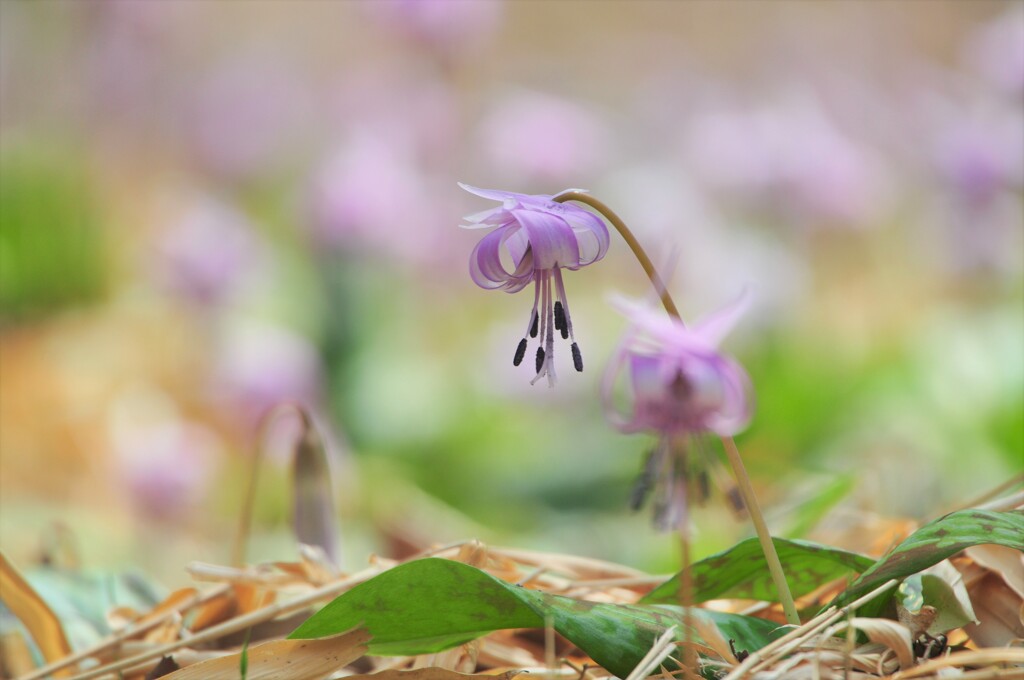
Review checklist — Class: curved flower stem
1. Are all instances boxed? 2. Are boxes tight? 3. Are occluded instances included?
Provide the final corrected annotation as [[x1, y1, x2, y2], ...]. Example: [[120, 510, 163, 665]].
[[554, 191, 680, 319], [553, 190, 801, 626]]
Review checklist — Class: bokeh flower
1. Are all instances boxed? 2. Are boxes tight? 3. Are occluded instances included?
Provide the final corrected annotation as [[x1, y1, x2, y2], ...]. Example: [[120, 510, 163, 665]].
[[478, 90, 608, 185], [210, 320, 323, 432], [460, 184, 609, 386], [603, 292, 753, 530], [108, 389, 221, 522], [153, 193, 262, 305]]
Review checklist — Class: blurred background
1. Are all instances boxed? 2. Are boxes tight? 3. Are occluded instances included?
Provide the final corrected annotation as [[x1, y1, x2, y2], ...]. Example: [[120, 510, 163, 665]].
[[1, 0, 1021, 588]]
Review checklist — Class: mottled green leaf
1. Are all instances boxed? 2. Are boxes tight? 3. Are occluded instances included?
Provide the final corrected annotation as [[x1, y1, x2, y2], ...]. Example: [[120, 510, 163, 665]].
[[829, 509, 1024, 610], [289, 558, 785, 678], [640, 537, 874, 605], [289, 558, 540, 655]]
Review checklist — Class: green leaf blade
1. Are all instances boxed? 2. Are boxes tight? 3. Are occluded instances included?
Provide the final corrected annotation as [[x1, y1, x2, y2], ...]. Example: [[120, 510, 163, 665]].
[[829, 509, 1024, 610], [289, 558, 786, 678], [641, 537, 874, 605], [288, 559, 543, 654]]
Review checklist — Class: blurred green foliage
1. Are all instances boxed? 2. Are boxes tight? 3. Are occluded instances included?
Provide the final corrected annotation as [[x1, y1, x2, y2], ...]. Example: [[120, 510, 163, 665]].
[[0, 147, 106, 321]]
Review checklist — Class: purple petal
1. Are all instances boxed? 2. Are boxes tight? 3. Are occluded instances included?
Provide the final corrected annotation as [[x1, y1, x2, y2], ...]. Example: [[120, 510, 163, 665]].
[[504, 226, 531, 269], [705, 357, 753, 435], [458, 182, 548, 207], [607, 293, 755, 437], [560, 206, 610, 266], [627, 353, 669, 431], [692, 288, 751, 347], [469, 224, 533, 291], [461, 206, 514, 229], [513, 207, 581, 270], [610, 296, 700, 352], [629, 354, 665, 405]]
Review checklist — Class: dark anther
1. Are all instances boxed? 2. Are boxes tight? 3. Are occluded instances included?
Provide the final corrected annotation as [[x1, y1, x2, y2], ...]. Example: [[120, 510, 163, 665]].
[[697, 470, 711, 503], [529, 313, 539, 338], [554, 301, 566, 333], [513, 338, 528, 366], [535, 347, 545, 373], [729, 639, 749, 663], [571, 342, 583, 372], [726, 486, 746, 515], [628, 478, 649, 512], [631, 447, 658, 510]]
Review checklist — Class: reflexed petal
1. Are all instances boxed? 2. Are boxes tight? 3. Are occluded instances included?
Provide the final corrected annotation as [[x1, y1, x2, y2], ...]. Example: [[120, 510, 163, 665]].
[[629, 353, 665, 405], [513, 207, 581, 270], [505, 227, 531, 269], [609, 295, 695, 351], [705, 357, 753, 435], [692, 288, 751, 347], [469, 225, 533, 292], [561, 206, 610, 265], [458, 183, 548, 207], [460, 206, 514, 228], [607, 292, 755, 437]]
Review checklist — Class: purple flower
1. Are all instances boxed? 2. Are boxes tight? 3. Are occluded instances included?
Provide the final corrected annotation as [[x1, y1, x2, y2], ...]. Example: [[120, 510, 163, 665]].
[[210, 320, 323, 431], [153, 194, 262, 305], [603, 292, 753, 530], [478, 90, 608, 185], [460, 184, 610, 386]]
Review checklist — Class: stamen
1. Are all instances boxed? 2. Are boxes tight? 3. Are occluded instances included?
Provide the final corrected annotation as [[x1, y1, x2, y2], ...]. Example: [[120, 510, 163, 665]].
[[553, 300, 566, 335], [630, 448, 658, 511], [696, 469, 710, 504], [535, 347, 545, 374], [529, 313, 539, 338], [726, 487, 746, 515], [544, 273, 556, 387], [571, 342, 583, 372], [552, 268, 575, 341], [513, 338, 528, 366]]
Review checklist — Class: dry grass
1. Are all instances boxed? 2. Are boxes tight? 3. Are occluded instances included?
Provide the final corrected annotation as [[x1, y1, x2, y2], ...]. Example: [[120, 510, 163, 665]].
[[4, 536, 1021, 680]]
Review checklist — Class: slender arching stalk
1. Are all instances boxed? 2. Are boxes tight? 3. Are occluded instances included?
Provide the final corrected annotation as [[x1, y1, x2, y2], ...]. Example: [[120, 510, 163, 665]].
[[553, 190, 801, 626]]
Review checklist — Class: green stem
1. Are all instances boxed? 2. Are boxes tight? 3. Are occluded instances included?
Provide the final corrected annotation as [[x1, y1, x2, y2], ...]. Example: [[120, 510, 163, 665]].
[[553, 190, 801, 626]]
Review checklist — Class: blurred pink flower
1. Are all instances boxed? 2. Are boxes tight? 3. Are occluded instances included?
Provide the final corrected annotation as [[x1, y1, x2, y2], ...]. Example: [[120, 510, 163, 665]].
[[479, 91, 608, 186], [109, 397, 221, 522], [685, 95, 887, 227], [933, 110, 1024, 208], [153, 194, 262, 305], [603, 292, 753, 437], [309, 134, 421, 247], [307, 132, 459, 266], [362, 0, 504, 57], [923, 104, 1024, 275], [329, 65, 460, 163], [603, 292, 753, 531], [460, 184, 609, 386], [210, 320, 323, 430]]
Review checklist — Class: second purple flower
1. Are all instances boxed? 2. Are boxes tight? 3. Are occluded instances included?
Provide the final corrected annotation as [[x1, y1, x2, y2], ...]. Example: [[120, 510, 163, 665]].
[[602, 291, 754, 530], [459, 184, 610, 386]]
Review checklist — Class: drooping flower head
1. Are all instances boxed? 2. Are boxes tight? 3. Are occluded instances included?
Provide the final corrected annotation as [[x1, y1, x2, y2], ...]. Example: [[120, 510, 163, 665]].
[[603, 291, 753, 530], [459, 183, 610, 386]]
